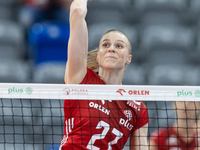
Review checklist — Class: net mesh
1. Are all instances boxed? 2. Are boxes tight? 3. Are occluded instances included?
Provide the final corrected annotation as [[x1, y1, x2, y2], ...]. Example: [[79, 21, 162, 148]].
[[0, 84, 200, 150], [0, 98, 64, 150]]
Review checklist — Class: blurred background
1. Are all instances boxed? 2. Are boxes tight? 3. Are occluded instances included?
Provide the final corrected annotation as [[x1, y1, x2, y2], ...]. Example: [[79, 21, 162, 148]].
[[1, 0, 200, 85], [0, 0, 200, 149]]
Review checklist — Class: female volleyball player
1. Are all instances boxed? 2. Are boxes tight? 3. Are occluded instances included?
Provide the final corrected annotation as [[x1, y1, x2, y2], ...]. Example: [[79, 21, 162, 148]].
[[149, 101, 200, 150], [59, 0, 149, 149]]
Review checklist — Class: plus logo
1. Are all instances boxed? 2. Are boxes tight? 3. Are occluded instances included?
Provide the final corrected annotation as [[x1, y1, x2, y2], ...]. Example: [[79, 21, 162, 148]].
[[117, 89, 126, 96]]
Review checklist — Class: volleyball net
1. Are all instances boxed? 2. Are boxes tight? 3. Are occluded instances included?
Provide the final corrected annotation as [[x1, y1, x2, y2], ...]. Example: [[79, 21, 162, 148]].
[[0, 83, 200, 150]]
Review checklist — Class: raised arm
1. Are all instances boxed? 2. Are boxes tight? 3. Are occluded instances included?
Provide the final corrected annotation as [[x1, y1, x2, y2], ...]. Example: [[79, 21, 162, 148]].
[[130, 124, 149, 150], [65, 0, 89, 84]]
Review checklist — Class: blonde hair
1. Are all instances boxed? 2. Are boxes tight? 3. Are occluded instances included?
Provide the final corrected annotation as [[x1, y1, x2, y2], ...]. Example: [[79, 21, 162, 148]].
[[87, 48, 99, 71]]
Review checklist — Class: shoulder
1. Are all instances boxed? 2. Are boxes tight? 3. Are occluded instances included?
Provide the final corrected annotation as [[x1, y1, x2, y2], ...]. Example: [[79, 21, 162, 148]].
[[126, 100, 149, 121], [126, 100, 148, 112], [80, 68, 106, 84], [125, 100, 149, 130]]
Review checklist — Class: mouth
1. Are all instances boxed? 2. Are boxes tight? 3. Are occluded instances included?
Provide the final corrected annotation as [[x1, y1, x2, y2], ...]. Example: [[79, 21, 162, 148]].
[[106, 56, 117, 59]]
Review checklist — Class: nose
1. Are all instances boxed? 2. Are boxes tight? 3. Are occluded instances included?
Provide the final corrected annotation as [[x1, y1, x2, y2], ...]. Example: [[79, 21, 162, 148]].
[[108, 45, 116, 53]]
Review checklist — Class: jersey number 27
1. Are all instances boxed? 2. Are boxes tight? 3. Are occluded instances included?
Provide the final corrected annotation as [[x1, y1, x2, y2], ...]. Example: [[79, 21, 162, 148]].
[[86, 120, 123, 150]]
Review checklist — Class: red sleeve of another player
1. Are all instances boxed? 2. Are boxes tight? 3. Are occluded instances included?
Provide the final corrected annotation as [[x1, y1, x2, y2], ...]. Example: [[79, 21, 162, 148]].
[[135, 102, 149, 130], [150, 131, 159, 147]]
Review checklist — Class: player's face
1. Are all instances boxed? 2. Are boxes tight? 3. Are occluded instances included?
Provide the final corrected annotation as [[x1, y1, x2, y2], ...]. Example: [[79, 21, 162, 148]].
[[97, 31, 132, 70], [174, 101, 200, 120]]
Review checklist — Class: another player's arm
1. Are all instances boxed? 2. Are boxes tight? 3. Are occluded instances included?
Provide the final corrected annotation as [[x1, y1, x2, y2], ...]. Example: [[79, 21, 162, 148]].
[[149, 138, 158, 150], [65, 0, 89, 84], [129, 123, 149, 150]]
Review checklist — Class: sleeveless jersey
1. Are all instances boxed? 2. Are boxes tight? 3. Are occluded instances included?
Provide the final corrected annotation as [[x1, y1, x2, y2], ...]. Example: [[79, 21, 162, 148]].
[[60, 68, 149, 150], [150, 127, 198, 150]]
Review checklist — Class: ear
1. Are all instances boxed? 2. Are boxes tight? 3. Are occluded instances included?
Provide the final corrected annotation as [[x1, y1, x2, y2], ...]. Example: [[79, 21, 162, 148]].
[[125, 54, 132, 65]]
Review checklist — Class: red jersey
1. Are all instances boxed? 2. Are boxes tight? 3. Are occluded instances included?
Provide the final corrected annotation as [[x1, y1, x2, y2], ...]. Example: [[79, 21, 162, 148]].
[[60, 68, 149, 150], [150, 127, 198, 150]]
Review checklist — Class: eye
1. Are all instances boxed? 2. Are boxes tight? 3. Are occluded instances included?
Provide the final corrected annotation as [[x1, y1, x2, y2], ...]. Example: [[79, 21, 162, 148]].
[[102, 43, 109, 47], [116, 44, 124, 48]]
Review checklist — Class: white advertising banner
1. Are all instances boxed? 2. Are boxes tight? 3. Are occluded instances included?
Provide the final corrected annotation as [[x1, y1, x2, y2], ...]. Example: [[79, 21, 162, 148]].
[[0, 83, 200, 101]]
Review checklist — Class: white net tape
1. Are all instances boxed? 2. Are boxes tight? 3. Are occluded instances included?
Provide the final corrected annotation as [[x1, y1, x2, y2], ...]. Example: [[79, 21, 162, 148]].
[[0, 83, 200, 101], [1, 83, 200, 150]]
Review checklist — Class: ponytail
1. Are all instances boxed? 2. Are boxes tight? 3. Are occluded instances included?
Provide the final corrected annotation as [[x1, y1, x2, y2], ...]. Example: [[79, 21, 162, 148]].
[[87, 48, 99, 71]]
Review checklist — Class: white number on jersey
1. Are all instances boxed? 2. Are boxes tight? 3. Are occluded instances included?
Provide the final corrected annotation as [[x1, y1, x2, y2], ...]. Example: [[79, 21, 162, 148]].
[[86, 120, 123, 150], [66, 118, 74, 137]]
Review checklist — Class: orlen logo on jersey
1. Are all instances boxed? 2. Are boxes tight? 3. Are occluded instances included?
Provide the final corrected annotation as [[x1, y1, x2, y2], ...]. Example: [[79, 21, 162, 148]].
[[117, 89, 149, 96], [63, 88, 88, 95]]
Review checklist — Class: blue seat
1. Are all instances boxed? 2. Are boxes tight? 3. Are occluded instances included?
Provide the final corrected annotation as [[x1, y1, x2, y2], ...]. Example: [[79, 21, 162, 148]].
[[28, 21, 70, 64]]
